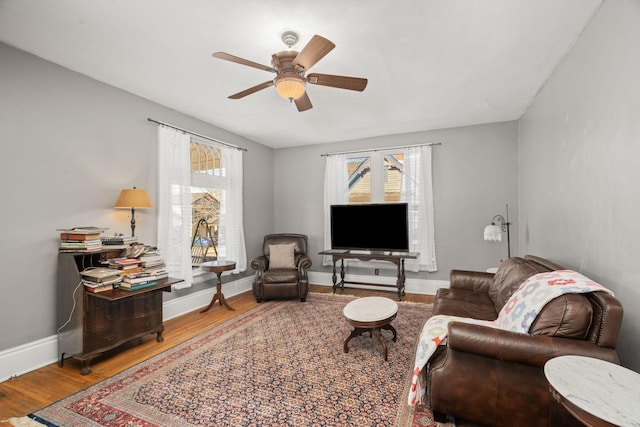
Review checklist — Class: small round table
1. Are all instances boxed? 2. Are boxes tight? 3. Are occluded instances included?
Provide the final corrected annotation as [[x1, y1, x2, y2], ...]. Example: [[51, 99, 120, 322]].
[[343, 296, 398, 361], [545, 355, 640, 426], [200, 260, 236, 313]]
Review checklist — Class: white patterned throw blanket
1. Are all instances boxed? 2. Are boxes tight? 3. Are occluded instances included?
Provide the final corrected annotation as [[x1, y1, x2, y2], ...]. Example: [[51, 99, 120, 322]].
[[408, 270, 614, 405]]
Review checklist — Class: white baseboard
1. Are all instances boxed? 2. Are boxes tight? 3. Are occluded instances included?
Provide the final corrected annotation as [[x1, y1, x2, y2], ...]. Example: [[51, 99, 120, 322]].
[[0, 276, 254, 383], [0, 273, 444, 383]]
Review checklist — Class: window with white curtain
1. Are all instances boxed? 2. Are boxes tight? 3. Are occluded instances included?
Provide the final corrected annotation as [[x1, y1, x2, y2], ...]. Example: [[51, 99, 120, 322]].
[[323, 145, 437, 272], [157, 125, 247, 289]]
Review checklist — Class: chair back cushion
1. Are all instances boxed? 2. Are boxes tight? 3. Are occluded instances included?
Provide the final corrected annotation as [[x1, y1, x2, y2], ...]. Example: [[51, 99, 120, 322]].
[[268, 243, 297, 268], [263, 234, 308, 268]]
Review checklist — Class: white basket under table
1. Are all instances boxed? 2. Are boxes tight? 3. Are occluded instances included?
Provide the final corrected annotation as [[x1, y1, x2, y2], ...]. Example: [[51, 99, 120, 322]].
[[342, 296, 399, 361]]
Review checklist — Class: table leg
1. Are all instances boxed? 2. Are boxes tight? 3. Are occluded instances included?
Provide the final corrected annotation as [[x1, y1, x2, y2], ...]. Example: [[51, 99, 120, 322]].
[[344, 327, 364, 353], [331, 258, 338, 293], [372, 328, 388, 361], [201, 272, 236, 313]]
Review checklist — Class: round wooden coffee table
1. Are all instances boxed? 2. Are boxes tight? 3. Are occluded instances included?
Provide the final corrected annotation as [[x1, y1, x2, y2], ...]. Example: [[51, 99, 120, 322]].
[[200, 260, 236, 312], [343, 296, 398, 361]]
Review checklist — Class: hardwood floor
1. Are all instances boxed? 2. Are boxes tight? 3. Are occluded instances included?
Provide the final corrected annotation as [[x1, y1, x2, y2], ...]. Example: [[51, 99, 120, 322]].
[[0, 285, 433, 424]]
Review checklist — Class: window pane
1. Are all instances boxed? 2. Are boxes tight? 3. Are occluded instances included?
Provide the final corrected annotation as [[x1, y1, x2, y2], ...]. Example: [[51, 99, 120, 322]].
[[384, 153, 403, 202], [191, 187, 221, 258], [191, 141, 222, 176], [347, 156, 371, 203]]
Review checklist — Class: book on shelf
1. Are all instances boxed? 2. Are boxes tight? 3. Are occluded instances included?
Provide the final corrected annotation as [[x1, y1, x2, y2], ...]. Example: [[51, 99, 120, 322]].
[[142, 267, 169, 279], [122, 273, 154, 284], [60, 232, 102, 241], [81, 267, 123, 281], [57, 227, 108, 234], [119, 280, 159, 291], [82, 276, 122, 287], [101, 235, 139, 245], [60, 241, 102, 248], [120, 265, 143, 274], [108, 257, 141, 267], [139, 255, 164, 266], [59, 246, 104, 253], [84, 283, 114, 293]]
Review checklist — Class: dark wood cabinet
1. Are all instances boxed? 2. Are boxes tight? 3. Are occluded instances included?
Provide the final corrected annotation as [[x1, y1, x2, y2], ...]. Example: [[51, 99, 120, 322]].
[[57, 251, 181, 374]]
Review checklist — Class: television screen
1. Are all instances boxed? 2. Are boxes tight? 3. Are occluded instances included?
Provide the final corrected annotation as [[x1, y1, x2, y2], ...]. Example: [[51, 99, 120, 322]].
[[330, 203, 409, 252]]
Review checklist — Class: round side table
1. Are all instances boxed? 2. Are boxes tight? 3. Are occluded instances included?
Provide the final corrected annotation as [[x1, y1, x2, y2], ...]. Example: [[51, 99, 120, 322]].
[[343, 296, 398, 361], [545, 355, 640, 427], [200, 260, 236, 312]]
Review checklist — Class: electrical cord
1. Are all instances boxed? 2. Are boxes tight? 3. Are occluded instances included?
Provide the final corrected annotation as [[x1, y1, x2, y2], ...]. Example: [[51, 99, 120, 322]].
[[56, 279, 83, 334]]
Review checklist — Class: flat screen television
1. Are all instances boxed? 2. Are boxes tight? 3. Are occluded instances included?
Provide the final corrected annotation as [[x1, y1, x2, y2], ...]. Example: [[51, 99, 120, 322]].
[[330, 203, 409, 252]]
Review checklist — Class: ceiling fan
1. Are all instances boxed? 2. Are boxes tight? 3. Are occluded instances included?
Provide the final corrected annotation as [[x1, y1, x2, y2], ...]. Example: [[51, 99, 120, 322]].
[[212, 31, 368, 112]]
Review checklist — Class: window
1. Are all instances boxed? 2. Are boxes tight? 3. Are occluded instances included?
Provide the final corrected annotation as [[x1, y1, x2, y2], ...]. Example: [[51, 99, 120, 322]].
[[346, 152, 403, 203], [323, 146, 436, 272], [190, 140, 223, 260], [157, 125, 247, 289]]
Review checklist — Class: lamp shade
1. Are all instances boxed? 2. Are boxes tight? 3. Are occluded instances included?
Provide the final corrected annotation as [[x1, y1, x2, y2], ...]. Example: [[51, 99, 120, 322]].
[[484, 224, 502, 242], [275, 75, 306, 100], [114, 188, 153, 209]]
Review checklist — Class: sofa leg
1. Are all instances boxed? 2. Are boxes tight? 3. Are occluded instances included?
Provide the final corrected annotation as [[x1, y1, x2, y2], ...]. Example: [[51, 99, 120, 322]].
[[300, 297, 306, 302], [256, 298, 262, 303]]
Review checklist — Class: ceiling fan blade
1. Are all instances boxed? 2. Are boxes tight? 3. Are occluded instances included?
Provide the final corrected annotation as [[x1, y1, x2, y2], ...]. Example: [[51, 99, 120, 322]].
[[294, 92, 313, 112], [307, 73, 368, 91], [212, 52, 276, 73], [291, 35, 335, 71], [228, 80, 274, 99]]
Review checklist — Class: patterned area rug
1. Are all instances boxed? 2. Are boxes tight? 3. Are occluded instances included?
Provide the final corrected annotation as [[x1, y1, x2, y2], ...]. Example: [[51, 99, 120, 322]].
[[31, 293, 453, 426]]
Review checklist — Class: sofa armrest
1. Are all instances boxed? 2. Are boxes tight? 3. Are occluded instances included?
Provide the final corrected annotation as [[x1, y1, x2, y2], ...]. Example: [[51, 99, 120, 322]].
[[449, 270, 494, 293], [446, 322, 620, 367], [250, 255, 268, 273], [296, 255, 312, 276]]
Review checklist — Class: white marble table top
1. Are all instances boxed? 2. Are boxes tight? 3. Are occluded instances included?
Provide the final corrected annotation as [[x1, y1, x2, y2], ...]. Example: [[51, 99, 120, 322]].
[[544, 355, 640, 427], [343, 296, 398, 322]]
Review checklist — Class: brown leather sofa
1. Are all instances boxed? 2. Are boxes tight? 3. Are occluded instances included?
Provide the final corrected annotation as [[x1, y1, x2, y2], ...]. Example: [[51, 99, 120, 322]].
[[251, 233, 312, 302], [424, 255, 624, 427]]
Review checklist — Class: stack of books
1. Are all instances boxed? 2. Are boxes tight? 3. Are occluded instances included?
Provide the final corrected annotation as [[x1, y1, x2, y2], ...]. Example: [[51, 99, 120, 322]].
[[107, 257, 143, 274], [81, 267, 123, 293], [58, 227, 107, 253], [139, 249, 168, 280], [120, 271, 158, 291], [101, 235, 138, 249]]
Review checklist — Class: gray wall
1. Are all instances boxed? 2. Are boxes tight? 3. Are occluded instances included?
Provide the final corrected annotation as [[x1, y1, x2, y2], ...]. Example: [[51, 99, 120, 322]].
[[519, 0, 640, 370], [0, 42, 274, 352], [274, 121, 519, 281]]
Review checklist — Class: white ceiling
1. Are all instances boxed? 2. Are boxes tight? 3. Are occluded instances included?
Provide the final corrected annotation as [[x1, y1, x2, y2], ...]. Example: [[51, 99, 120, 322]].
[[0, 0, 601, 149]]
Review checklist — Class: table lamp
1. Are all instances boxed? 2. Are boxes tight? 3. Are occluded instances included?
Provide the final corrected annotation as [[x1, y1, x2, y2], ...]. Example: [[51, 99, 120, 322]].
[[114, 187, 153, 236]]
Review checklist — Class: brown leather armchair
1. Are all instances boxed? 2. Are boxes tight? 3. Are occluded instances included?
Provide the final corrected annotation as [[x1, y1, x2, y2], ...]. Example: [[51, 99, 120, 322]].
[[251, 234, 312, 303]]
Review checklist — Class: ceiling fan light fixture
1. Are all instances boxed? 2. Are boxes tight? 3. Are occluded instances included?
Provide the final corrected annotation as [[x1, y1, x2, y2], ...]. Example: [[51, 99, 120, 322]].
[[275, 75, 306, 101]]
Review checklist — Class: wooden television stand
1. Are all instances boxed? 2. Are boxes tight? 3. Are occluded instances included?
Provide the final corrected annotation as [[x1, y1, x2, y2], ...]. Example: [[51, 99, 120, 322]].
[[318, 249, 419, 301]]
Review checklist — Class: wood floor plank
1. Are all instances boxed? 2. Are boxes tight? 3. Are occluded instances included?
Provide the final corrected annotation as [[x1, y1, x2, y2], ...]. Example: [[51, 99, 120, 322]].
[[0, 286, 433, 424]]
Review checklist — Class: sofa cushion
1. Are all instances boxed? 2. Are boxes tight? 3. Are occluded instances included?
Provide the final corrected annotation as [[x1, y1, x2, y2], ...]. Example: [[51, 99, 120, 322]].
[[530, 293, 593, 339], [433, 288, 498, 321], [263, 269, 298, 283], [489, 257, 554, 313]]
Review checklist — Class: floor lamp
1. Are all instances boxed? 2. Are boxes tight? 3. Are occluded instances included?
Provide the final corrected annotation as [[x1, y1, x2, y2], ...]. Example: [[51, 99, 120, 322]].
[[114, 187, 153, 237], [483, 203, 512, 258]]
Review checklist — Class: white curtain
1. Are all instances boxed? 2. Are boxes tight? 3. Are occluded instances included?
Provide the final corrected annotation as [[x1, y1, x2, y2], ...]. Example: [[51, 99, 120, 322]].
[[322, 154, 349, 266], [402, 145, 437, 272], [219, 145, 247, 273], [157, 125, 193, 289]]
